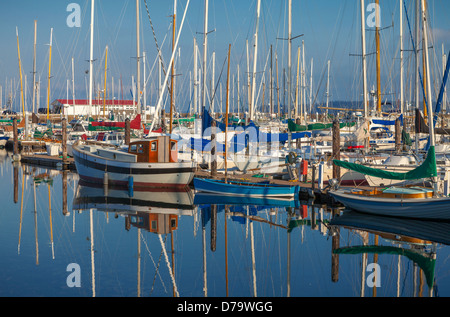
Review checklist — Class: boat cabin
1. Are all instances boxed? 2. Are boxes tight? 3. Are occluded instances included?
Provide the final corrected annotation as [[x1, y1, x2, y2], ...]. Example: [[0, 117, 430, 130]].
[[128, 136, 178, 163]]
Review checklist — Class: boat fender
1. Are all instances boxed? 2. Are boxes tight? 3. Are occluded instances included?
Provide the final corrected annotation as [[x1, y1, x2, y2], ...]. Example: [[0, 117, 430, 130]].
[[287, 151, 297, 164], [300, 160, 308, 175]]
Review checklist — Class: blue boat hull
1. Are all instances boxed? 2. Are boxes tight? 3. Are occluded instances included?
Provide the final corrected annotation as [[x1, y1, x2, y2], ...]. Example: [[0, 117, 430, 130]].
[[193, 178, 299, 198]]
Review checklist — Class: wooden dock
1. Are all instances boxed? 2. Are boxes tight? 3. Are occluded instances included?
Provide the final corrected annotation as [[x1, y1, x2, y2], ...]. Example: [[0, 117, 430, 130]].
[[19, 154, 76, 171]]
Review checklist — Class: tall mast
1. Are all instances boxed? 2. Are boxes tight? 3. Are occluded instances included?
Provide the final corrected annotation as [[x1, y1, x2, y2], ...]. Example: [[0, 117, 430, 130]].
[[400, 0, 404, 116], [421, 0, 434, 147], [201, 0, 209, 121], [136, 0, 141, 115], [103, 46, 108, 117], [309, 58, 313, 116], [287, 0, 292, 119], [375, 0, 381, 113], [249, 0, 261, 122], [32, 21, 37, 114], [47, 28, 53, 120], [302, 40, 305, 121], [270, 45, 273, 115], [326, 60, 330, 114], [72, 57, 75, 105], [89, 0, 94, 118], [193, 37, 198, 115], [169, 0, 176, 133], [16, 27, 25, 115], [360, 0, 368, 117]]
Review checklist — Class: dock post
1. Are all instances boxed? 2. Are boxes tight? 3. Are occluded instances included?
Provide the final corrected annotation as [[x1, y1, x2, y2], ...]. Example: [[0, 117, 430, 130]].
[[12, 117, 20, 162], [295, 118, 302, 149], [332, 120, 340, 180], [395, 117, 401, 153], [125, 118, 130, 145]]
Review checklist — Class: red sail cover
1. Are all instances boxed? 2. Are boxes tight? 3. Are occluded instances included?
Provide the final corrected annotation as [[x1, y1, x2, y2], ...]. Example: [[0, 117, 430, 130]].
[[91, 114, 141, 129]]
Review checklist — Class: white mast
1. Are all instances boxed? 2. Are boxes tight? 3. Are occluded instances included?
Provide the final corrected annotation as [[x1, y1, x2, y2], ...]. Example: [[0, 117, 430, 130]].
[[421, 0, 435, 148], [326, 60, 330, 112], [400, 0, 404, 115], [32, 20, 37, 114], [136, 0, 141, 115], [288, 0, 292, 119], [193, 37, 198, 114], [72, 57, 75, 105], [201, 0, 209, 117], [249, 0, 261, 122], [309, 58, 313, 116], [89, 0, 94, 118], [360, 0, 368, 117]]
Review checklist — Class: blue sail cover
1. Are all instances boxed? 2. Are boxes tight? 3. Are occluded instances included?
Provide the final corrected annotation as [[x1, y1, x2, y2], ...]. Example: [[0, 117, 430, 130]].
[[195, 108, 311, 153], [371, 114, 403, 126]]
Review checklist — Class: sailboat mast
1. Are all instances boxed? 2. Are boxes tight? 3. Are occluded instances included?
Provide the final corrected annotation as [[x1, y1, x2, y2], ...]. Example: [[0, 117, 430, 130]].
[[32, 20, 37, 114], [169, 0, 176, 133], [360, 0, 368, 117], [102, 46, 108, 117], [16, 27, 25, 116], [47, 28, 53, 120], [202, 0, 209, 120], [89, 0, 94, 118], [287, 0, 292, 119], [375, 0, 381, 113], [136, 0, 141, 116], [250, 0, 261, 122], [400, 0, 404, 116], [421, 0, 435, 148]]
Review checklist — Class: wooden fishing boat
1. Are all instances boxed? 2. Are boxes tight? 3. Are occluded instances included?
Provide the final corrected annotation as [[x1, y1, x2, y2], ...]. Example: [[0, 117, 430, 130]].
[[72, 135, 196, 189], [329, 183, 450, 220], [193, 177, 299, 198]]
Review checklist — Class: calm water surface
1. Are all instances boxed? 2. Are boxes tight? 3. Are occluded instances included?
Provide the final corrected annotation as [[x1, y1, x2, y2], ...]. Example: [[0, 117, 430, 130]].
[[1, 149, 450, 298]]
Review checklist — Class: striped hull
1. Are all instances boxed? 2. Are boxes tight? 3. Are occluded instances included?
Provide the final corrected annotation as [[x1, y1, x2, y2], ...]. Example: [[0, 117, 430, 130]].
[[330, 189, 450, 220], [72, 144, 195, 189]]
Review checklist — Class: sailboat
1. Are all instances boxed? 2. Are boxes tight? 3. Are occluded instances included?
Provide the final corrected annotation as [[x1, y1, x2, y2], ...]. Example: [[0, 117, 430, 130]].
[[329, 0, 450, 220]]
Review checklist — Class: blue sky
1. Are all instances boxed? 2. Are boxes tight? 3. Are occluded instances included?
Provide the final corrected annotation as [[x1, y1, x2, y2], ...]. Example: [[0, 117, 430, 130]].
[[1, 0, 449, 114]]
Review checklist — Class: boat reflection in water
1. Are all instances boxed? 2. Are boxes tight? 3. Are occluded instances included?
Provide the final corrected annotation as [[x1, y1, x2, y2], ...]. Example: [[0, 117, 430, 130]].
[[73, 181, 195, 233], [329, 210, 450, 297]]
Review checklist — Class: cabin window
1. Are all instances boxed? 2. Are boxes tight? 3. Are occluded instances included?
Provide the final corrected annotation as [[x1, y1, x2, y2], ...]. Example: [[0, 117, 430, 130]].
[[170, 141, 177, 151], [151, 141, 157, 151], [151, 220, 157, 231], [170, 218, 176, 228], [130, 144, 137, 152], [137, 144, 144, 153]]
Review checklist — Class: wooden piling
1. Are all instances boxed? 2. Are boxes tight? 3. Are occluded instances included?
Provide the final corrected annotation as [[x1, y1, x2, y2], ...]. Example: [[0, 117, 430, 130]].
[[332, 120, 340, 179], [395, 117, 401, 153], [13, 118, 18, 155], [125, 118, 130, 145]]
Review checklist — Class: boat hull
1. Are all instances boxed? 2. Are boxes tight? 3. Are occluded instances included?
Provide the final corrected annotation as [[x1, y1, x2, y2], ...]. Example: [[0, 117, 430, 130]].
[[194, 177, 299, 198], [330, 189, 450, 220], [72, 143, 195, 189]]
